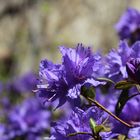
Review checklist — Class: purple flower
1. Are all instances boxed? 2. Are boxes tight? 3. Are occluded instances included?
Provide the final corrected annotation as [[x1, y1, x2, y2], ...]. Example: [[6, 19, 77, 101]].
[[37, 59, 70, 108], [0, 124, 10, 140], [128, 127, 140, 139], [106, 41, 131, 80], [119, 96, 140, 126], [126, 58, 140, 83], [111, 95, 140, 138], [60, 44, 101, 85], [95, 87, 119, 113], [51, 107, 107, 140], [106, 41, 140, 81], [37, 44, 104, 108], [131, 41, 140, 58], [14, 72, 37, 93], [115, 8, 140, 44], [7, 98, 51, 139], [7, 72, 37, 94]]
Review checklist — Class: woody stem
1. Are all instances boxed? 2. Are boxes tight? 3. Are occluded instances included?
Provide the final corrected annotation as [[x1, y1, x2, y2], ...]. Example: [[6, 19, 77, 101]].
[[87, 97, 133, 128]]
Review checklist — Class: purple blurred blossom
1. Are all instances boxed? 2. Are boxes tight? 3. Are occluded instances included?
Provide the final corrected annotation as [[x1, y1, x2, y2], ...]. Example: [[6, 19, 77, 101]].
[[6, 97, 51, 139], [115, 8, 140, 44], [6, 72, 37, 94], [0, 124, 11, 140]]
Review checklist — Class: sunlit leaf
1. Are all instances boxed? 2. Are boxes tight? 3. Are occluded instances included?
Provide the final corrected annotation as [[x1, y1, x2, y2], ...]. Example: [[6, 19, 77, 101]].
[[89, 118, 96, 132], [96, 77, 115, 84]]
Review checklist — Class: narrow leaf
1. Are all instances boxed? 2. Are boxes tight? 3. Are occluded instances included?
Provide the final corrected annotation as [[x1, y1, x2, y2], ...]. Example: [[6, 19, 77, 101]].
[[89, 118, 96, 131], [115, 90, 129, 116], [115, 80, 135, 90], [94, 125, 110, 134], [96, 77, 115, 84]]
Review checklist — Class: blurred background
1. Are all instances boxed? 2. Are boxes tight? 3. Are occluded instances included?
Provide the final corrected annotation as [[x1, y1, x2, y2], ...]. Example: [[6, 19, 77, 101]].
[[0, 0, 140, 77], [0, 0, 140, 139]]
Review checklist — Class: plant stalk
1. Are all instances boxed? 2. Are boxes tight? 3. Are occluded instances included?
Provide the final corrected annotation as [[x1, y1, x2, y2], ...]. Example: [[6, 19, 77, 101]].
[[87, 97, 133, 128]]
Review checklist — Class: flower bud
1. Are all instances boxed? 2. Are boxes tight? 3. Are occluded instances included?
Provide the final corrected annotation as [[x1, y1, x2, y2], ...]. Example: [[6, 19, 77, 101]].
[[126, 58, 140, 83]]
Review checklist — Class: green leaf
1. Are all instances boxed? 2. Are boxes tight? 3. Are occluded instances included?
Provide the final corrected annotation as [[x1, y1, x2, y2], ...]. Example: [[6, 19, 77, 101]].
[[94, 125, 104, 134], [96, 77, 115, 84], [115, 90, 129, 116], [81, 85, 96, 99], [118, 134, 126, 140], [115, 80, 135, 90], [89, 118, 96, 131], [94, 125, 110, 134], [90, 118, 110, 136]]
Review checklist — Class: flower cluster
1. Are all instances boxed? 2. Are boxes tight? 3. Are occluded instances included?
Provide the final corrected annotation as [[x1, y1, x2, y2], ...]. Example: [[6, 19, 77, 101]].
[[0, 72, 53, 140], [1, 6, 140, 140], [36, 41, 140, 140], [36, 15, 140, 138], [0, 98, 51, 140]]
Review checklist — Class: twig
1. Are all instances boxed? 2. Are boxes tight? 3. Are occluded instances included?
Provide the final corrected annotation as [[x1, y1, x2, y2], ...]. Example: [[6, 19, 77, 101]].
[[87, 97, 133, 128]]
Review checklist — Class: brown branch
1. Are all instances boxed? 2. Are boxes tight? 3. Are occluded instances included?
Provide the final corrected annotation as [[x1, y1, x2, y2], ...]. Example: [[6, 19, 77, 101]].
[[87, 97, 133, 128]]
